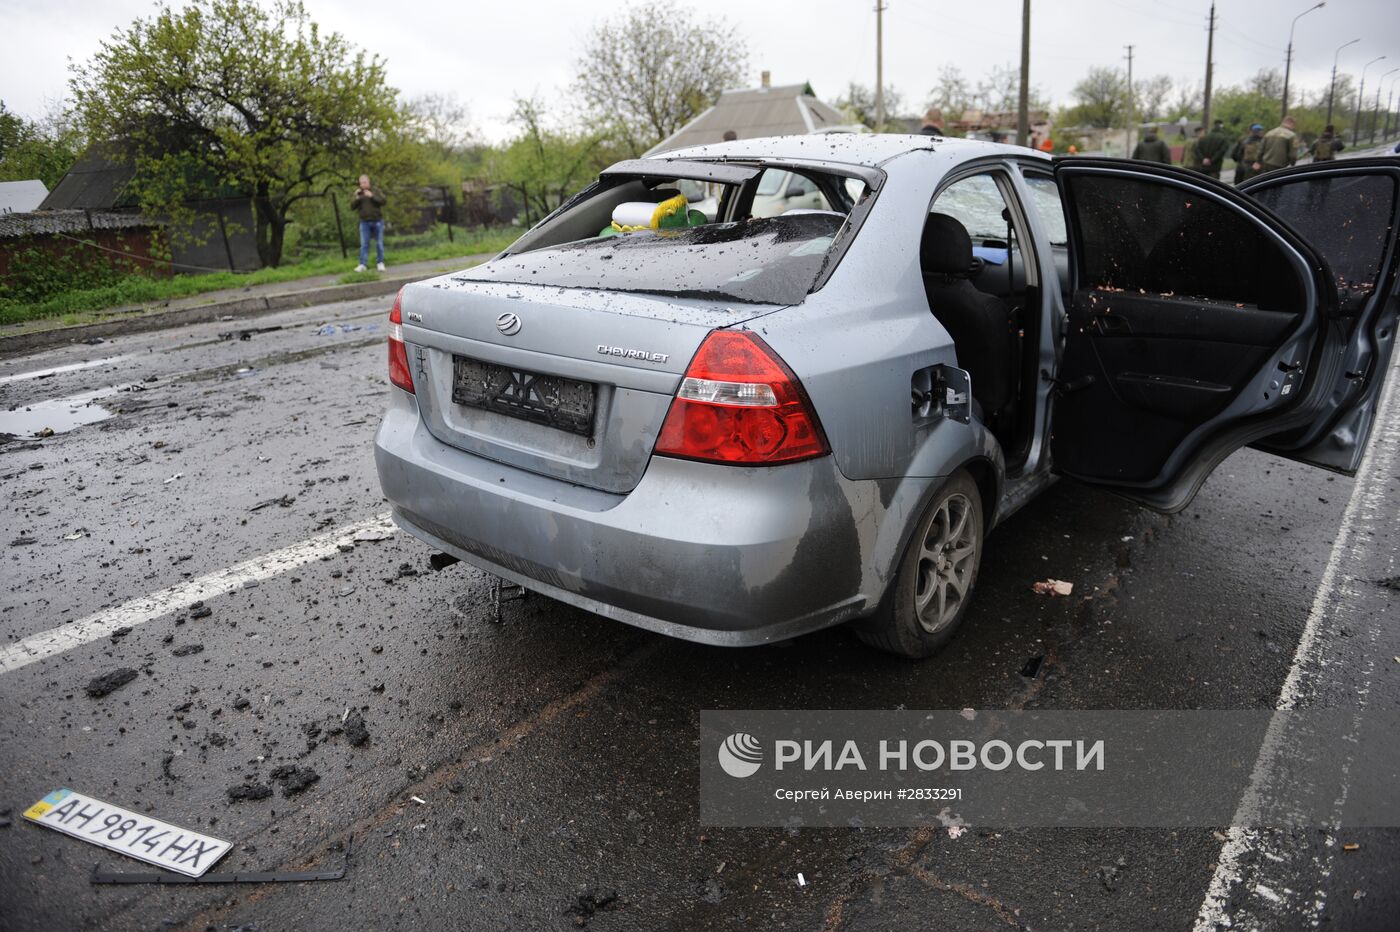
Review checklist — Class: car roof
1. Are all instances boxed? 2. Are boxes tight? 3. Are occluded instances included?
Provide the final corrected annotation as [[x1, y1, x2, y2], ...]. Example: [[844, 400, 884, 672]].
[[658, 133, 1048, 169]]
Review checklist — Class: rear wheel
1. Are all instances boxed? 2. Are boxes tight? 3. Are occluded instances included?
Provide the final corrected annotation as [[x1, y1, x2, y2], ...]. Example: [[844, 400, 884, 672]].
[[856, 471, 984, 659]]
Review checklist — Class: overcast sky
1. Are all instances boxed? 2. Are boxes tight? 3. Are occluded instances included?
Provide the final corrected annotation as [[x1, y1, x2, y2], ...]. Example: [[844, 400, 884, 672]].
[[4, 0, 1398, 139]]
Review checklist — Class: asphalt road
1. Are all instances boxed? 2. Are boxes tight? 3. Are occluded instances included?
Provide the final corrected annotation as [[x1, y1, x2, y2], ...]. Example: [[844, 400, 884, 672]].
[[1, 296, 1397, 931]]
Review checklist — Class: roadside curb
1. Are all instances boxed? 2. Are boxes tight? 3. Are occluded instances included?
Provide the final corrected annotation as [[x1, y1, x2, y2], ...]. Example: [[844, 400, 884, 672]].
[[1, 271, 443, 358]]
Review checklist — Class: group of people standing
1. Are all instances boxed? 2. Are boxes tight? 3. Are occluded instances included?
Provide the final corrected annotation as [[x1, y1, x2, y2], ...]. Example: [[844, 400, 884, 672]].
[[1133, 116, 1344, 185]]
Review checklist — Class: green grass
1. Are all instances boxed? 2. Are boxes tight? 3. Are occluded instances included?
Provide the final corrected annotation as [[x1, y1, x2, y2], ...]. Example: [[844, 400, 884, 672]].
[[0, 226, 519, 327]]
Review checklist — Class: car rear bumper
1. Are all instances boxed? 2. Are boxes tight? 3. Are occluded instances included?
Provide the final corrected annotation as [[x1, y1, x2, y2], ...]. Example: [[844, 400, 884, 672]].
[[374, 393, 883, 645]]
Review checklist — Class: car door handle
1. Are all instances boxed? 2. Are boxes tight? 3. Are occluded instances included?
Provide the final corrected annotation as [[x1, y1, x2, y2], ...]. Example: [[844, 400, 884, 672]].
[[1092, 314, 1131, 335]]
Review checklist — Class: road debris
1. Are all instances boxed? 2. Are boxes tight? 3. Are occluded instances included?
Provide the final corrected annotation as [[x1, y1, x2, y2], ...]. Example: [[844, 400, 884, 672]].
[[1032, 579, 1074, 596], [163, 473, 182, 484], [344, 711, 370, 747], [249, 495, 296, 511], [1343, 842, 1361, 851], [226, 783, 273, 802], [1020, 655, 1045, 678], [797, 872, 807, 886], [567, 886, 619, 927], [85, 668, 138, 698], [429, 552, 460, 571], [172, 644, 204, 657], [352, 526, 394, 542], [92, 865, 346, 884], [1096, 856, 1128, 891], [269, 765, 320, 797]]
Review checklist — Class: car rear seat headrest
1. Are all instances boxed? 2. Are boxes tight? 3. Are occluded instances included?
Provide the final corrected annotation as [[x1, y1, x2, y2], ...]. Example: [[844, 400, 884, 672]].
[[921, 212, 974, 276]]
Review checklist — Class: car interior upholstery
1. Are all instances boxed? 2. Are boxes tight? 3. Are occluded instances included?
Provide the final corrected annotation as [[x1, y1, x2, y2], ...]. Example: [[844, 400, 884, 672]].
[[920, 211, 1018, 431]]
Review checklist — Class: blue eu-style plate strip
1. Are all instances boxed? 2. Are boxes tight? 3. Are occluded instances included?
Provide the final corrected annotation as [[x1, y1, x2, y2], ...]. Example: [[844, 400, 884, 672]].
[[44, 788, 72, 805], [972, 246, 1008, 265]]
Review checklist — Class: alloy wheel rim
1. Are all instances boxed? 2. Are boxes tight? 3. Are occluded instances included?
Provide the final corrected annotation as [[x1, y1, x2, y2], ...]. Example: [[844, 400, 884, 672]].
[[914, 492, 977, 635]]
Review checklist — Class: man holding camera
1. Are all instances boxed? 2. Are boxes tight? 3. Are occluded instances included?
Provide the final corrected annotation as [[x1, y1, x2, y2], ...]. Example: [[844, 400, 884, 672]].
[[352, 174, 387, 272]]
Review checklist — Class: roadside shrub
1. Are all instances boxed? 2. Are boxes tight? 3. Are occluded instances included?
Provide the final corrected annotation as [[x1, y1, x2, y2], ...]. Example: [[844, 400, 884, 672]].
[[0, 243, 148, 305]]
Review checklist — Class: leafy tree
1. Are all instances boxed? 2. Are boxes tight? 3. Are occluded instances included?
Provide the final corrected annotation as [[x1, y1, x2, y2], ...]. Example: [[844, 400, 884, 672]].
[[575, 0, 748, 156], [1061, 67, 1129, 129], [0, 100, 83, 189], [70, 0, 406, 267], [835, 82, 905, 130], [488, 97, 607, 226]]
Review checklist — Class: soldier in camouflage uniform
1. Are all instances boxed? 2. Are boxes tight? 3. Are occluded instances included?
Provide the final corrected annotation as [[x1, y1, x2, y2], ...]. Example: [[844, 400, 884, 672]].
[[1259, 116, 1300, 175], [1310, 125, 1344, 162], [1197, 119, 1231, 179], [1232, 124, 1267, 185]]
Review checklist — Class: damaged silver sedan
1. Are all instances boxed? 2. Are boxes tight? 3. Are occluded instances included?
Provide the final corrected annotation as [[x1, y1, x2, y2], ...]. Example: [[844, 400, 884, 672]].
[[376, 135, 1400, 657]]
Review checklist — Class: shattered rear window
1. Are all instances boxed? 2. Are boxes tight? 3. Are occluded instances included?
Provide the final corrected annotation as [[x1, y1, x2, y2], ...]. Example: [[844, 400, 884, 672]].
[[457, 213, 846, 306]]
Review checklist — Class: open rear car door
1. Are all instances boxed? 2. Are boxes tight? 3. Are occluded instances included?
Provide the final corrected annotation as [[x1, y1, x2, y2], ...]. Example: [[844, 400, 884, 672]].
[[1240, 158, 1400, 473], [1047, 159, 1397, 512]]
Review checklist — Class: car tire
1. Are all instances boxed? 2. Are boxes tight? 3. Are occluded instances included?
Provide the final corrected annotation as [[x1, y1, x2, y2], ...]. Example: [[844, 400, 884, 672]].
[[855, 471, 984, 659]]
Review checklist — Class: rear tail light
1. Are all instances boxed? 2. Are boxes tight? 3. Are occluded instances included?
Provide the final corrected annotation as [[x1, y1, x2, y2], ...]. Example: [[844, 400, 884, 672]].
[[387, 289, 415, 394], [655, 330, 829, 465]]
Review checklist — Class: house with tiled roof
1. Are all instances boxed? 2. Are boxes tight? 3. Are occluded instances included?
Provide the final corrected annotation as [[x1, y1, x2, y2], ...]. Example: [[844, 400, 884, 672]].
[[644, 73, 863, 156]]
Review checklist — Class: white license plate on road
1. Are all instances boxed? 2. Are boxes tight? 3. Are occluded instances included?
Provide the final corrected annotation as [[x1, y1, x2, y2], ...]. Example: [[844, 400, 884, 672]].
[[24, 788, 231, 877]]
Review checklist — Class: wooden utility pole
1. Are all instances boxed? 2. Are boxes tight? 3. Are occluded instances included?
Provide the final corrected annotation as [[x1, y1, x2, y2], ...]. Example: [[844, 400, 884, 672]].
[[874, 1, 887, 130], [1202, 2, 1217, 129], [1017, 0, 1031, 146], [1124, 44, 1136, 153]]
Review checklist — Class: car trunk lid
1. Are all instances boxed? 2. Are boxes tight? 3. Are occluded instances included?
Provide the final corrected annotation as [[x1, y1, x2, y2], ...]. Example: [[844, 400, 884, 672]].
[[398, 275, 785, 493]]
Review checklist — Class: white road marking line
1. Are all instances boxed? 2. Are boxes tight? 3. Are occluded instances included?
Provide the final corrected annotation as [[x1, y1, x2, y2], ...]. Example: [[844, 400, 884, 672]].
[[0, 512, 396, 675], [0, 355, 131, 385], [1192, 362, 1400, 931]]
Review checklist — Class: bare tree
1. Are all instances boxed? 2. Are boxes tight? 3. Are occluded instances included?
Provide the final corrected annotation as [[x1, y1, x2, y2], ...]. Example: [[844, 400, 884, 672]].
[[409, 92, 476, 157], [575, 0, 748, 156], [975, 63, 1021, 113], [1168, 78, 1203, 119], [1249, 68, 1284, 100], [1135, 75, 1174, 122], [836, 82, 905, 130], [927, 65, 974, 119]]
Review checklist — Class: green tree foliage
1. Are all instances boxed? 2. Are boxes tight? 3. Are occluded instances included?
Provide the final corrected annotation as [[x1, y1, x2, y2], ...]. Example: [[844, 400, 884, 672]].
[[0, 101, 83, 189], [575, 0, 749, 156], [69, 0, 405, 267], [487, 97, 607, 226], [1061, 67, 1129, 129]]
